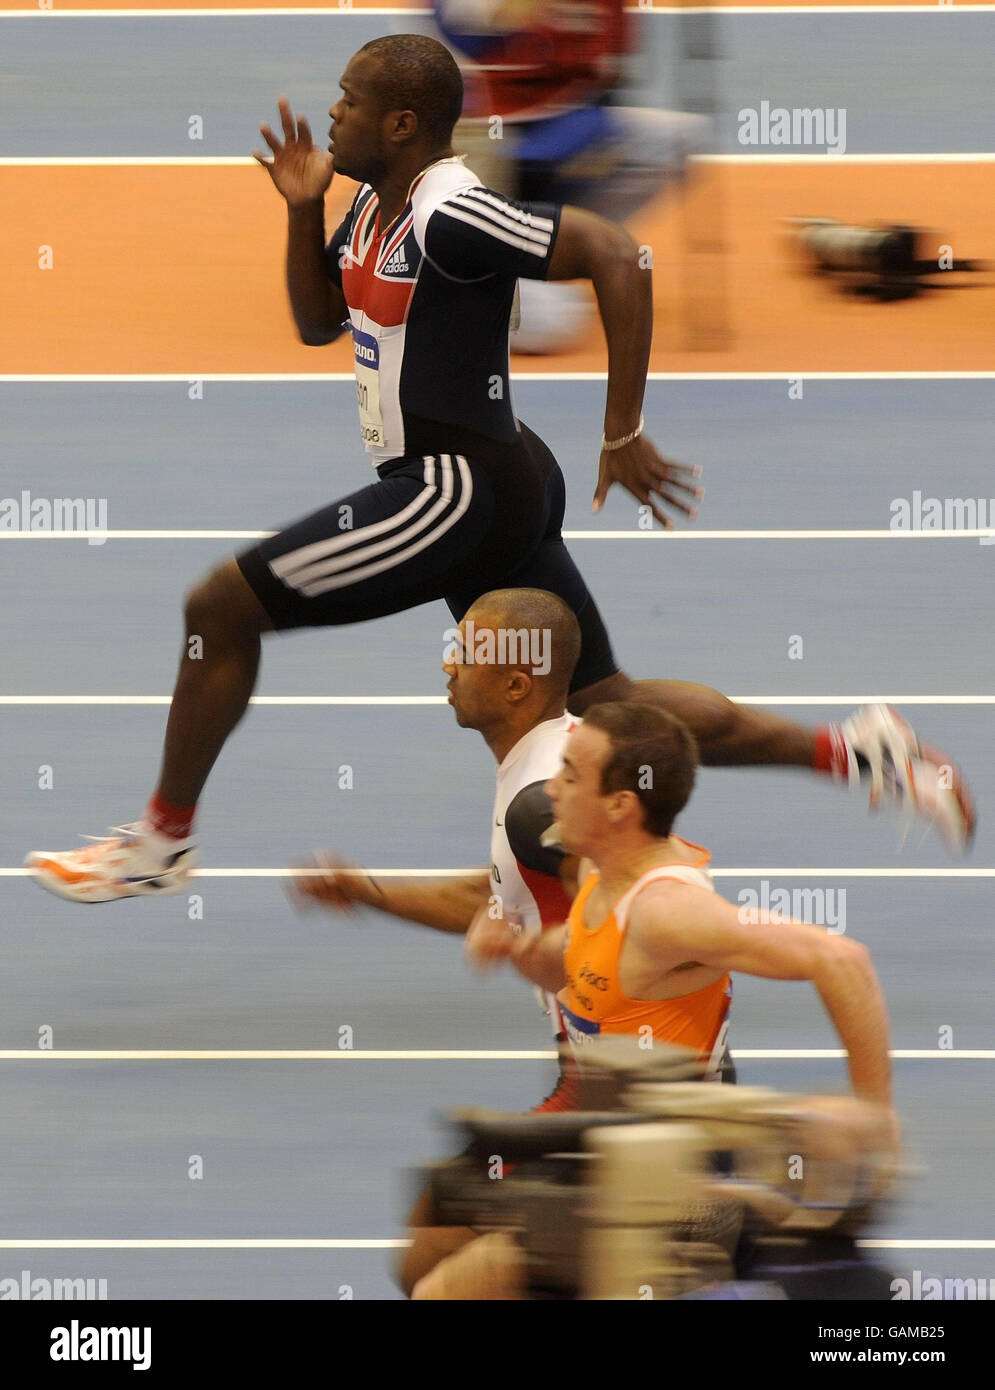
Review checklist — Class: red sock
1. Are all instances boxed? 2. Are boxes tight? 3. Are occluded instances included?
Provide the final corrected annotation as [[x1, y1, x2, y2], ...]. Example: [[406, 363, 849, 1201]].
[[144, 792, 197, 840], [813, 725, 851, 780]]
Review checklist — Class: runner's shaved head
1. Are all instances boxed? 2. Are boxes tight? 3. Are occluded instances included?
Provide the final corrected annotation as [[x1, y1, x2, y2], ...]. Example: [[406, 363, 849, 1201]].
[[467, 588, 581, 695], [359, 34, 464, 144]]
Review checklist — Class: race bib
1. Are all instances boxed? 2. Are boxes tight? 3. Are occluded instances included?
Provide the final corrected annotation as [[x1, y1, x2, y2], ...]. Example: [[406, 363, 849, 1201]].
[[352, 328, 384, 448], [558, 999, 600, 1051]]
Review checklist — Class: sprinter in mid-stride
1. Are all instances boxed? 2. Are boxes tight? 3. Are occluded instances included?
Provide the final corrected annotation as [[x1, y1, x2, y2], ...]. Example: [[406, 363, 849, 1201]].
[[26, 35, 972, 902]]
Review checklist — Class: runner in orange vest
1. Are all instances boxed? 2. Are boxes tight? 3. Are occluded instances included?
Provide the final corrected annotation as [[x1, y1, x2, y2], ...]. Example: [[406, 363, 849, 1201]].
[[428, 701, 899, 1298], [470, 701, 895, 1112]]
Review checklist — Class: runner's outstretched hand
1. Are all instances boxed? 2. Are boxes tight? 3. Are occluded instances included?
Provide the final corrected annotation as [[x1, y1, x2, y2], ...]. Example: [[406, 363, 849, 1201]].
[[253, 96, 334, 207], [592, 435, 702, 528]]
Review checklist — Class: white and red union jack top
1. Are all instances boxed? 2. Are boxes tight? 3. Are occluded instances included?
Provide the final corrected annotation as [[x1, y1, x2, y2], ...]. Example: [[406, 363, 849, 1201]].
[[325, 157, 561, 465], [490, 712, 576, 1035]]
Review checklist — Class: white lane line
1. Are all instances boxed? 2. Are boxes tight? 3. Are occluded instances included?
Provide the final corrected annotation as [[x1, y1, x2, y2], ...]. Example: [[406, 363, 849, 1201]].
[[3, 528, 995, 540], [1, 531, 266, 540], [859, 1241, 995, 1250], [1, 371, 994, 382], [702, 152, 995, 164], [0, 156, 255, 165], [720, 696, 995, 705], [0, 1050, 554, 1061], [5, 868, 995, 878], [0, 695, 452, 705], [0, 1050, 558, 1061], [2, 153, 993, 164], [567, 530, 995, 540], [523, 371, 995, 381], [0, 1238, 407, 1249], [673, 3, 995, 10], [0, 695, 991, 706], [736, 1050, 995, 1060], [0, 1237, 987, 1250], [0, 6, 431, 15], [0, 1049, 988, 1060], [0, 6, 430, 13]]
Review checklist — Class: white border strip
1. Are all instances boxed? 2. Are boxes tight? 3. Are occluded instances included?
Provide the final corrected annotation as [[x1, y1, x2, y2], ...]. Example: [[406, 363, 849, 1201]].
[[0, 694, 991, 706], [3, 528, 995, 541], [0, 1048, 988, 1060], [4, 867, 995, 878], [1, 153, 992, 165]]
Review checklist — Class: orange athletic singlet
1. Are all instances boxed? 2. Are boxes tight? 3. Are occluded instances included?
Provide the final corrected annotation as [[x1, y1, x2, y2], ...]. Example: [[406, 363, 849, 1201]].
[[557, 841, 732, 1080]]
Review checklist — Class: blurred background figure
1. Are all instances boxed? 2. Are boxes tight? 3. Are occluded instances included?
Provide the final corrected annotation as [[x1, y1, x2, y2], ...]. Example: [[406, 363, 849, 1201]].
[[434, 0, 710, 352]]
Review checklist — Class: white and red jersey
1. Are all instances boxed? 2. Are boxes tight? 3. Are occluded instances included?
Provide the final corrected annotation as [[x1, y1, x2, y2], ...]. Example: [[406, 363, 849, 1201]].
[[326, 158, 561, 466], [489, 712, 576, 1032]]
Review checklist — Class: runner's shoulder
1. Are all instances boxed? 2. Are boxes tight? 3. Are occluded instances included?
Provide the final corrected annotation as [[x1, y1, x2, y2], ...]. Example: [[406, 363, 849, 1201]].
[[505, 780, 564, 877], [416, 163, 562, 279], [411, 158, 483, 245], [627, 873, 713, 934]]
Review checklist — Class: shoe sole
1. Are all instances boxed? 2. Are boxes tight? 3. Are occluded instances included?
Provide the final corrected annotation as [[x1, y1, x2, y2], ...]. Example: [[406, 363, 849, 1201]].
[[26, 859, 194, 904]]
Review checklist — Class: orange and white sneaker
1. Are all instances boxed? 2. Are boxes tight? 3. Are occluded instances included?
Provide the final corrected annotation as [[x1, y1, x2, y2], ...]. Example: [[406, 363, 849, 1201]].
[[836, 705, 975, 854], [25, 823, 197, 903]]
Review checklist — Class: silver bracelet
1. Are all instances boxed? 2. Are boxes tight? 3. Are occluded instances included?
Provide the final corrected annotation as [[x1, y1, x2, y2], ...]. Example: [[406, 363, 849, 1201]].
[[601, 415, 644, 452]]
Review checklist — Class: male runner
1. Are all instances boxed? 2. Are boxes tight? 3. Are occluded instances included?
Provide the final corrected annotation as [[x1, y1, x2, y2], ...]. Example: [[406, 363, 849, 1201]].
[[295, 587, 972, 953], [25, 35, 972, 901], [413, 701, 899, 1298], [292, 586, 943, 1294], [434, 0, 709, 351]]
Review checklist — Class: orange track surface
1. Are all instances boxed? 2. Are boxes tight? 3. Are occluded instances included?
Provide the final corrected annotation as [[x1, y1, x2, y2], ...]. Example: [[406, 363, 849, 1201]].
[[2, 162, 991, 373]]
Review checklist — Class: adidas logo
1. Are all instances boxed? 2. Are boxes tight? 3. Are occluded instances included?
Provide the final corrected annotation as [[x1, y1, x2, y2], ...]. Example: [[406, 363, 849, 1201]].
[[380, 246, 412, 276]]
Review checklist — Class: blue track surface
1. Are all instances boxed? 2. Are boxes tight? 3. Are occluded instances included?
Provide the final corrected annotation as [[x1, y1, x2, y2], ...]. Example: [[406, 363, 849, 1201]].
[[3, 374, 993, 1297], [2, 13, 993, 155]]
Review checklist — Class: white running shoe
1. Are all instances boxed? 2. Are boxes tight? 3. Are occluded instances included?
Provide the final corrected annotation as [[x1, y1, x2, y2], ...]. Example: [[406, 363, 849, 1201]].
[[25, 823, 197, 903], [836, 705, 974, 854]]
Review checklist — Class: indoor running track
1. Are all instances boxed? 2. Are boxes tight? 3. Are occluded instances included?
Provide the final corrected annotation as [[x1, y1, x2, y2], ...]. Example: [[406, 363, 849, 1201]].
[[0, 0, 992, 1301]]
